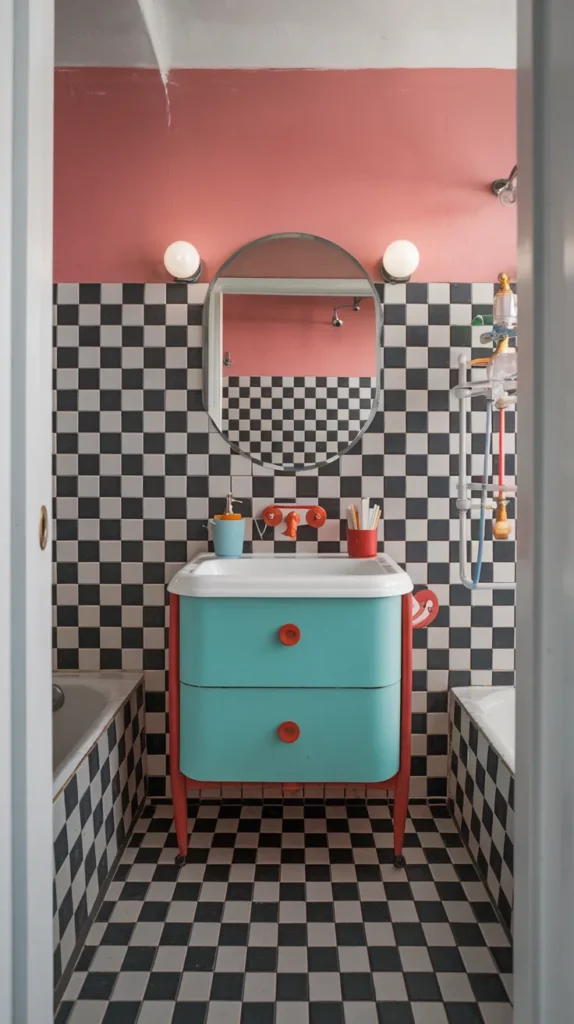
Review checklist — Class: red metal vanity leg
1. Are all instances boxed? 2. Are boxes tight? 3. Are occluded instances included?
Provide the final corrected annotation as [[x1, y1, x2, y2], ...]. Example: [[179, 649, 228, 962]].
[[169, 593, 188, 861], [393, 592, 413, 866]]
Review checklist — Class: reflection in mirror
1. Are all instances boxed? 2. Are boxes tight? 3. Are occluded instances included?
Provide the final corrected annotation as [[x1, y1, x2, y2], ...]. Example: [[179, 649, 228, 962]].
[[204, 234, 381, 471]]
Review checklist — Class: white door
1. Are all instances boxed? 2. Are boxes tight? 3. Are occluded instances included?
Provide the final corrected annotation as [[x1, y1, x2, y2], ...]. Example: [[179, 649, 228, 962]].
[[515, 0, 574, 1019], [1, 0, 54, 1019]]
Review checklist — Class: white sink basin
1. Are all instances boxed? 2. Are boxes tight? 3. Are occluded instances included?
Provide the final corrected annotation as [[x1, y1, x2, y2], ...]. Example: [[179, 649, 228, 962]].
[[168, 553, 413, 599]]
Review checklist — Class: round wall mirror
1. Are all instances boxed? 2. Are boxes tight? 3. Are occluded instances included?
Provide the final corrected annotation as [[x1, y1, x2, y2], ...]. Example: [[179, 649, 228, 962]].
[[203, 232, 381, 472]]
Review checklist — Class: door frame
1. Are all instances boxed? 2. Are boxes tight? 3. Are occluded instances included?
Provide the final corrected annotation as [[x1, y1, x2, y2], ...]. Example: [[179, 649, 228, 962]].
[[3, 0, 55, 1019], [0, 0, 14, 1016], [515, 0, 574, 1019]]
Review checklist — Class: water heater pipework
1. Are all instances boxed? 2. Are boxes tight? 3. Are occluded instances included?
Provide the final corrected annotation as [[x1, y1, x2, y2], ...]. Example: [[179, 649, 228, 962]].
[[452, 273, 517, 591]]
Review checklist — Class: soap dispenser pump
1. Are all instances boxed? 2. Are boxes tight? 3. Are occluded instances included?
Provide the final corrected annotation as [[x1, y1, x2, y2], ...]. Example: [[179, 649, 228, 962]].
[[214, 493, 243, 521]]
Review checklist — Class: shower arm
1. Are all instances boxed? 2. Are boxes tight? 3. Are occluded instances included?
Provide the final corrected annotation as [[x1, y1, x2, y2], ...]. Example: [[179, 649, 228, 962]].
[[331, 298, 362, 325]]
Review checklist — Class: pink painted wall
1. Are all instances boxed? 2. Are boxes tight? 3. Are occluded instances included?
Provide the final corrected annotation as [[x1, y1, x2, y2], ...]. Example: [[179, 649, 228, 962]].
[[223, 294, 377, 376], [53, 68, 516, 283]]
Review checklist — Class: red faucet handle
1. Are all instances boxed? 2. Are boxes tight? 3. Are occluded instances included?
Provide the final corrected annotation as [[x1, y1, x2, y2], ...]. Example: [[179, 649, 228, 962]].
[[306, 506, 327, 529], [262, 505, 283, 527]]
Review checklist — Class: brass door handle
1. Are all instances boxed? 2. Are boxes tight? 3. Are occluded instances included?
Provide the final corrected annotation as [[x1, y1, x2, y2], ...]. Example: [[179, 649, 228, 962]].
[[39, 505, 48, 550]]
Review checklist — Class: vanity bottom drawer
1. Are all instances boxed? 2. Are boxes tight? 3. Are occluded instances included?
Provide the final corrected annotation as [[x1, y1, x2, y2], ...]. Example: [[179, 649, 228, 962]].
[[180, 683, 400, 783]]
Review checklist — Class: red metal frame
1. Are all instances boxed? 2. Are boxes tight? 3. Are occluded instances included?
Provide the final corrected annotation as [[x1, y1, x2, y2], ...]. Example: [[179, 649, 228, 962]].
[[169, 593, 188, 860], [168, 590, 414, 863]]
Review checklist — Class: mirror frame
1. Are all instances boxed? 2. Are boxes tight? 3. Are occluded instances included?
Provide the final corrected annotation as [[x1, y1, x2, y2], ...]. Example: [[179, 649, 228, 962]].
[[202, 232, 382, 473]]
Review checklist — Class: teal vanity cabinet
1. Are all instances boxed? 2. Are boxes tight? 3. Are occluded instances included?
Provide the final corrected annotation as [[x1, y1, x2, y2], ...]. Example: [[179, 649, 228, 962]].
[[168, 553, 413, 784]]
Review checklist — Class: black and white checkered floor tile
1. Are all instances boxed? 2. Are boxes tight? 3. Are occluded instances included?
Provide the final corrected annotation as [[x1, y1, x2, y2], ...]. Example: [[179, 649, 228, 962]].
[[56, 801, 512, 1024]]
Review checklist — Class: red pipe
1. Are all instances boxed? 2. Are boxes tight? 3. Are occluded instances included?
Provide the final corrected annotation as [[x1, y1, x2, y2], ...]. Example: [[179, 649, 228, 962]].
[[169, 593, 188, 860], [391, 593, 413, 863]]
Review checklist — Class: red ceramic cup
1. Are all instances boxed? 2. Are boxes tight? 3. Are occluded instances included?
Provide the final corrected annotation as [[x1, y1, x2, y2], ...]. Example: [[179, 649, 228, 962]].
[[347, 528, 378, 558]]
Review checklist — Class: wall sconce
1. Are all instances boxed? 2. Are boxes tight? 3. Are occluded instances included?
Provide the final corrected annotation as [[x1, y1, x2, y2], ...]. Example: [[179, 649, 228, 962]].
[[163, 240, 203, 282], [381, 240, 420, 284], [492, 165, 517, 207]]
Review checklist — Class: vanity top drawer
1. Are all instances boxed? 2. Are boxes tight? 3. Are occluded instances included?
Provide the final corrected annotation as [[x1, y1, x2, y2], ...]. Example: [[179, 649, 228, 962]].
[[179, 594, 402, 689]]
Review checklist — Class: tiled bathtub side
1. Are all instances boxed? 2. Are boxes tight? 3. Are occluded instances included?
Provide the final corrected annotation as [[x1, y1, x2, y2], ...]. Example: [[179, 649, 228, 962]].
[[448, 693, 514, 933], [53, 679, 147, 991]]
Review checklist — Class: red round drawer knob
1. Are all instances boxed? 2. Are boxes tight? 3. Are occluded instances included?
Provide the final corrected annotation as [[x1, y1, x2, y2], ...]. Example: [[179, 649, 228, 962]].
[[278, 721, 300, 744], [279, 623, 301, 646]]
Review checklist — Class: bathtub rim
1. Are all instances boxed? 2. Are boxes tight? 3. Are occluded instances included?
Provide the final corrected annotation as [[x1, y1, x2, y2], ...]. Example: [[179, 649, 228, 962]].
[[451, 685, 515, 775], [53, 671, 144, 799]]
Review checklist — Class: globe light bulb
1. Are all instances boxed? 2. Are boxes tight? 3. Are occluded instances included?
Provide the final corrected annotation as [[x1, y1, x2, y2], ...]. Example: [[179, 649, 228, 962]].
[[381, 240, 420, 283], [163, 241, 202, 282]]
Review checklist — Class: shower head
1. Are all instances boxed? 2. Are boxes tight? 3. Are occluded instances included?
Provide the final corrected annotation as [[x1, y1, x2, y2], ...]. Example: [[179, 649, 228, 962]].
[[492, 165, 517, 206], [499, 182, 517, 207]]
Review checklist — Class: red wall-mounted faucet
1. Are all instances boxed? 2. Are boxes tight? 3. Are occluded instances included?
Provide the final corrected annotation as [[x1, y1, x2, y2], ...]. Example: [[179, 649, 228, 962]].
[[262, 504, 327, 540], [283, 510, 300, 539]]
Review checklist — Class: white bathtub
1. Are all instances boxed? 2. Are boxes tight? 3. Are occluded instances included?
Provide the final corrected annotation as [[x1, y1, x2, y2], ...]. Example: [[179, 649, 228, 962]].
[[452, 685, 515, 773], [53, 671, 144, 797]]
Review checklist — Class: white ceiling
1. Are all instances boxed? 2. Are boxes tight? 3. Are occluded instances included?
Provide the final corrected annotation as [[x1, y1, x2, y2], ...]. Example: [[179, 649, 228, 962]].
[[55, 0, 517, 71], [55, 0, 157, 68]]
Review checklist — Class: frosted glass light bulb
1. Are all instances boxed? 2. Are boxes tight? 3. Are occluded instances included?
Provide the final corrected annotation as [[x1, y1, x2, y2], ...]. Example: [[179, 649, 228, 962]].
[[164, 240, 202, 281], [381, 240, 420, 283]]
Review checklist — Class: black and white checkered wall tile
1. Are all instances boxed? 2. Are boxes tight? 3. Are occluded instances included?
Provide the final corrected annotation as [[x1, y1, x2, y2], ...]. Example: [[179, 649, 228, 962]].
[[52, 282, 516, 801], [448, 693, 514, 933], [53, 678, 147, 996], [222, 376, 378, 468]]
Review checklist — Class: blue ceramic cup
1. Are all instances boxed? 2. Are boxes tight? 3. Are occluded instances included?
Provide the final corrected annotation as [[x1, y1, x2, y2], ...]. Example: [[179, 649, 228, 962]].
[[210, 518, 245, 558]]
